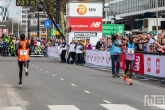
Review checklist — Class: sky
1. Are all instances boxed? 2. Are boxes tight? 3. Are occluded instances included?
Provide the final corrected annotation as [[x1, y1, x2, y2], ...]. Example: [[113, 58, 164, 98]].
[[3, 0, 21, 21]]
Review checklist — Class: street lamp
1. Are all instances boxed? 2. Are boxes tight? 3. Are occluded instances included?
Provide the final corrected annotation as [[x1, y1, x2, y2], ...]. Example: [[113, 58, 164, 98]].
[[156, 0, 158, 35], [37, 2, 43, 40]]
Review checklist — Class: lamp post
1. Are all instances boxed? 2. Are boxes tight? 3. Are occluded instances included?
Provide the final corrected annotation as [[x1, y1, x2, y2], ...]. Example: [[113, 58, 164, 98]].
[[156, 0, 158, 35], [37, 2, 42, 40]]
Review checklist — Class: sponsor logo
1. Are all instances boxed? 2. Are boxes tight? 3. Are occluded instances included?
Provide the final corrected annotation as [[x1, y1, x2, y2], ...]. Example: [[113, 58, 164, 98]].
[[77, 4, 87, 15], [147, 57, 151, 72], [156, 58, 160, 74], [134, 56, 140, 71], [144, 95, 165, 107], [106, 53, 109, 64], [74, 32, 97, 37], [90, 22, 101, 28]]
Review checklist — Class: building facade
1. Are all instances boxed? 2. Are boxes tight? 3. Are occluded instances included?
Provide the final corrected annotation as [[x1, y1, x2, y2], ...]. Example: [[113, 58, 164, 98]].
[[0, 0, 9, 22], [21, 7, 47, 38], [106, 0, 165, 32], [107, 0, 165, 17]]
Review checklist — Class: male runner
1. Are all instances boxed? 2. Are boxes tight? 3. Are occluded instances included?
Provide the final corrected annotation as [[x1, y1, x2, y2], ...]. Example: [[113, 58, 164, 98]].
[[16, 34, 30, 86]]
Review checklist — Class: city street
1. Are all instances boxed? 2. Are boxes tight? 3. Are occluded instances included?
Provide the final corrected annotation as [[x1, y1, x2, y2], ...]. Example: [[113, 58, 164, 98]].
[[0, 57, 165, 110]]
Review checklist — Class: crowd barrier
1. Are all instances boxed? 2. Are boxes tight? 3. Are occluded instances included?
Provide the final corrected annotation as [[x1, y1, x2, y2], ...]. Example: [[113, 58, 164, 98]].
[[46, 47, 165, 84]]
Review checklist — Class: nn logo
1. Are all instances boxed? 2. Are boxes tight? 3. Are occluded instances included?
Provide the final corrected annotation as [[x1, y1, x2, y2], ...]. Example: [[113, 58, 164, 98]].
[[77, 4, 87, 15], [90, 22, 101, 28]]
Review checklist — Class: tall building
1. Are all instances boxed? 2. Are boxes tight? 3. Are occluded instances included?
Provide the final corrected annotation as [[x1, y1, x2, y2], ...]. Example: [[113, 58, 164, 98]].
[[21, 6, 47, 38], [0, 0, 9, 22], [106, 0, 165, 32]]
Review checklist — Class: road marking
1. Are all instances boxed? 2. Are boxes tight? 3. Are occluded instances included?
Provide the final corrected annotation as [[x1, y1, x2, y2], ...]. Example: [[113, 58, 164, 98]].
[[84, 90, 90, 94], [0, 107, 23, 110], [52, 74, 56, 76], [46, 71, 49, 73], [32, 65, 34, 66], [155, 106, 165, 109], [100, 104, 138, 110], [48, 105, 80, 110], [60, 78, 64, 80], [103, 100, 111, 104], [40, 69, 43, 70], [71, 84, 76, 86], [36, 66, 38, 68]]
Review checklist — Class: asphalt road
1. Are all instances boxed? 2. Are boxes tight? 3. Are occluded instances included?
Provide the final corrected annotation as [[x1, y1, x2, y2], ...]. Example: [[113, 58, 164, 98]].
[[0, 57, 165, 110]]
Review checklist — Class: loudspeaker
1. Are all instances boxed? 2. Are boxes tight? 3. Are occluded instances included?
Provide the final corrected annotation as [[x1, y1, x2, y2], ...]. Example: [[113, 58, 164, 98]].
[[161, 21, 165, 29]]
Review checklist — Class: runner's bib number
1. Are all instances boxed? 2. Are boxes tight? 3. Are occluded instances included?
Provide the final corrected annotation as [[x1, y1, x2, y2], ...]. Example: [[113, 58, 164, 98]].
[[20, 50, 28, 55], [128, 48, 134, 54]]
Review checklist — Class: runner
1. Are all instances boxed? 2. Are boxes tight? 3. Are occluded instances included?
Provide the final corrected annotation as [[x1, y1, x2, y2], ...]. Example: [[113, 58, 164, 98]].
[[120, 34, 148, 85], [16, 34, 30, 86]]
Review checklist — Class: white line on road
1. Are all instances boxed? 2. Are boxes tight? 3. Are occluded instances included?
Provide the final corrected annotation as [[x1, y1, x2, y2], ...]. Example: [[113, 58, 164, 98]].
[[84, 90, 90, 94], [103, 100, 111, 104], [36, 66, 38, 68], [71, 84, 76, 86], [40, 69, 43, 70], [0, 107, 23, 110], [46, 71, 49, 73], [60, 78, 64, 80], [48, 105, 80, 110], [52, 74, 56, 76]]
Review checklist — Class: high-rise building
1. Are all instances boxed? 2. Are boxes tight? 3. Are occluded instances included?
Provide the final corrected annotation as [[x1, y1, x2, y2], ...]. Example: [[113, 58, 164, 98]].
[[0, 0, 9, 22], [21, 6, 47, 38], [106, 0, 165, 32]]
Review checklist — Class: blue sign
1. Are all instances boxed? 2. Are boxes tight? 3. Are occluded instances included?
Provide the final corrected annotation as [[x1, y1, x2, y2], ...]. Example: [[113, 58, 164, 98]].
[[56, 24, 60, 29], [44, 20, 52, 28]]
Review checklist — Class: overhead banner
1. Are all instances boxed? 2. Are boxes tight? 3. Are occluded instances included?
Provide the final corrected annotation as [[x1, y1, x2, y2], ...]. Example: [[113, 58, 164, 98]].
[[102, 24, 124, 35], [30, 19, 37, 26], [67, 3, 102, 17], [67, 18, 102, 31]]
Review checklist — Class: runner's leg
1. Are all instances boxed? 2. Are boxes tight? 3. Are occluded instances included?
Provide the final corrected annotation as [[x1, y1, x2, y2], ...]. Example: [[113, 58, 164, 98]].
[[18, 61, 24, 85], [24, 61, 29, 76], [124, 60, 130, 81]]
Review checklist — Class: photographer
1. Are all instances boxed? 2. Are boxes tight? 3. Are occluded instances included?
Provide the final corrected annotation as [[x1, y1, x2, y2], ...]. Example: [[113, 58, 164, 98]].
[[109, 33, 122, 78]]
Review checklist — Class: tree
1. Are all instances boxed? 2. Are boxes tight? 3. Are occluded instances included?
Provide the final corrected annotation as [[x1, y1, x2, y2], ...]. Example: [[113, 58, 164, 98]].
[[39, 0, 66, 37]]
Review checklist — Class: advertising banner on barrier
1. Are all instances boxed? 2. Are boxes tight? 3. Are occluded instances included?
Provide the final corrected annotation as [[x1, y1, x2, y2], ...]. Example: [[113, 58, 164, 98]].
[[47, 47, 61, 58], [67, 3, 102, 17], [144, 55, 165, 77], [120, 53, 144, 74], [86, 50, 111, 67], [66, 18, 102, 31]]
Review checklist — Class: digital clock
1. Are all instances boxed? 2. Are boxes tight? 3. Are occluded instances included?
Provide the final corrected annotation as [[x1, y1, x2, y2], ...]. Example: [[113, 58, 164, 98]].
[[16, 0, 36, 6]]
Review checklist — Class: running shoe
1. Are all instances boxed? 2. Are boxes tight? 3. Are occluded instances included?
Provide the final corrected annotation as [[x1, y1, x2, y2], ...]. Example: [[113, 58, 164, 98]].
[[112, 74, 116, 78], [19, 82, 22, 86], [115, 73, 120, 77], [25, 67, 28, 76], [73, 63, 76, 65], [123, 74, 127, 82], [128, 79, 133, 85]]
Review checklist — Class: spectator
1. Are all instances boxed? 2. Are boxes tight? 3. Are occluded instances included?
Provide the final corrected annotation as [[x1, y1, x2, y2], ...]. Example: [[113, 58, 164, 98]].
[[145, 33, 155, 52], [75, 40, 84, 65], [155, 38, 165, 54], [96, 38, 103, 50], [109, 34, 122, 78], [86, 40, 92, 50], [67, 38, 77, 64], [34, 45, 41, 55], [81, 37, 86, 64], [60, 39, 67, 63]]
